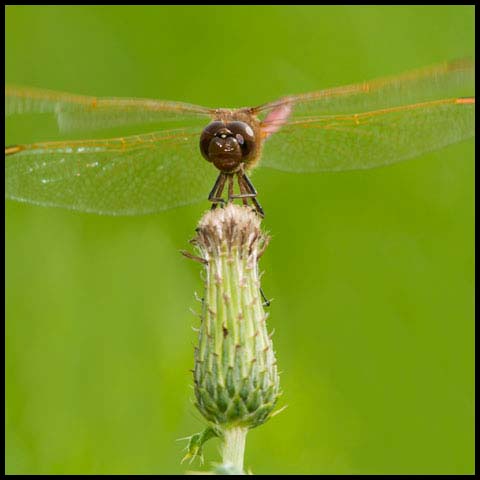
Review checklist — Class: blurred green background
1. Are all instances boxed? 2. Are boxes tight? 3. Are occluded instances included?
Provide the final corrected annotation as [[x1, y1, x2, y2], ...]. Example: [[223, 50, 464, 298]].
[[5, 5, 474, 475]]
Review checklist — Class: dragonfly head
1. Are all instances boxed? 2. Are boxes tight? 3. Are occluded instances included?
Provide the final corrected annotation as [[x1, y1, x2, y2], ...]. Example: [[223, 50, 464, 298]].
[[200, 120, 256, 173]]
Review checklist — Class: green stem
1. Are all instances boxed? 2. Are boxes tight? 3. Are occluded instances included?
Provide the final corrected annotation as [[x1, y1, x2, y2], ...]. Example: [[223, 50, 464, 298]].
[[221, 426, 248, 472]]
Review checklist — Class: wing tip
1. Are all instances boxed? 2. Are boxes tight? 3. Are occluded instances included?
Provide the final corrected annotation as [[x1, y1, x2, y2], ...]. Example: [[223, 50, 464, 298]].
[[456, 97, 475, 105], [447, 57, 475, 71], [5, 145, 24, 156]]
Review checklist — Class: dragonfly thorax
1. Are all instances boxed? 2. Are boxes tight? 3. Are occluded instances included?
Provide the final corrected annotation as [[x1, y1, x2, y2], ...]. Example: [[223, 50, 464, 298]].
[[200, 120, 256, 173]]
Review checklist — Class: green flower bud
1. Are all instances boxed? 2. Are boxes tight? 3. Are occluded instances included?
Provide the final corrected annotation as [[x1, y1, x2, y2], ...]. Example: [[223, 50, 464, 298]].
[[190, 205, 281, 432]]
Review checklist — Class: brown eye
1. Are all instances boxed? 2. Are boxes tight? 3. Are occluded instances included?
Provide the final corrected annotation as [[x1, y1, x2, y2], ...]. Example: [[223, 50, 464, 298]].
[[226, 121, 256, 159], [200, 121, 224, 161]]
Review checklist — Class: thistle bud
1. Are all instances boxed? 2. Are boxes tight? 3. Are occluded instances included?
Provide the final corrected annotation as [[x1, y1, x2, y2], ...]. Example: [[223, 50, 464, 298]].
[[190, 204, 280, 432]]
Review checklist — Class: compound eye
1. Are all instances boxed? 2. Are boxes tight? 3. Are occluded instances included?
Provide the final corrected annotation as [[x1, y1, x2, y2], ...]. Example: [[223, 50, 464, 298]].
[[200, 121, 225, 161], [226, 121, 256, 158]]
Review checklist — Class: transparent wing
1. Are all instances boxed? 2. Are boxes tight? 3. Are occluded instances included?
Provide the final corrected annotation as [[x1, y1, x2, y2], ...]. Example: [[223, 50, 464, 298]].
[[256, 59, 475, 172], [260, 98, 474, 172], [5, 128, 217, 215], [5, 85, 214, 133]]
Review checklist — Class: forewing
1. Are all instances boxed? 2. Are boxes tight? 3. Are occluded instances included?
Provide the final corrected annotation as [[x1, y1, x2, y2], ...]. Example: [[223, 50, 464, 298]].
[[5, 85, 214, 133], [5, 128, 217, 215], [257, 59, 475, 172]]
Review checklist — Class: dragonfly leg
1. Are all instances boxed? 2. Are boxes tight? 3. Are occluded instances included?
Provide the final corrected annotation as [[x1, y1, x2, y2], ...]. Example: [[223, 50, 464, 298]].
[[227, 174, 234, 203], [208, 173, 228, 210], [231, 172, 265, 217], [260, 286, 271, 308], [236, 170, 249, 207]]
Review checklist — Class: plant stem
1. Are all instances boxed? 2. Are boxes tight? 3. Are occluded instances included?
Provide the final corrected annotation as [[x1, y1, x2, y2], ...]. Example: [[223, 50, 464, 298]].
[[221, 426, 248, 472]]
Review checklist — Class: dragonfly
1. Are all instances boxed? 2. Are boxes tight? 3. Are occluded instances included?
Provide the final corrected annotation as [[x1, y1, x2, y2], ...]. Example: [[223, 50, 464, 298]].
[[5, 59, 475, 216]]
